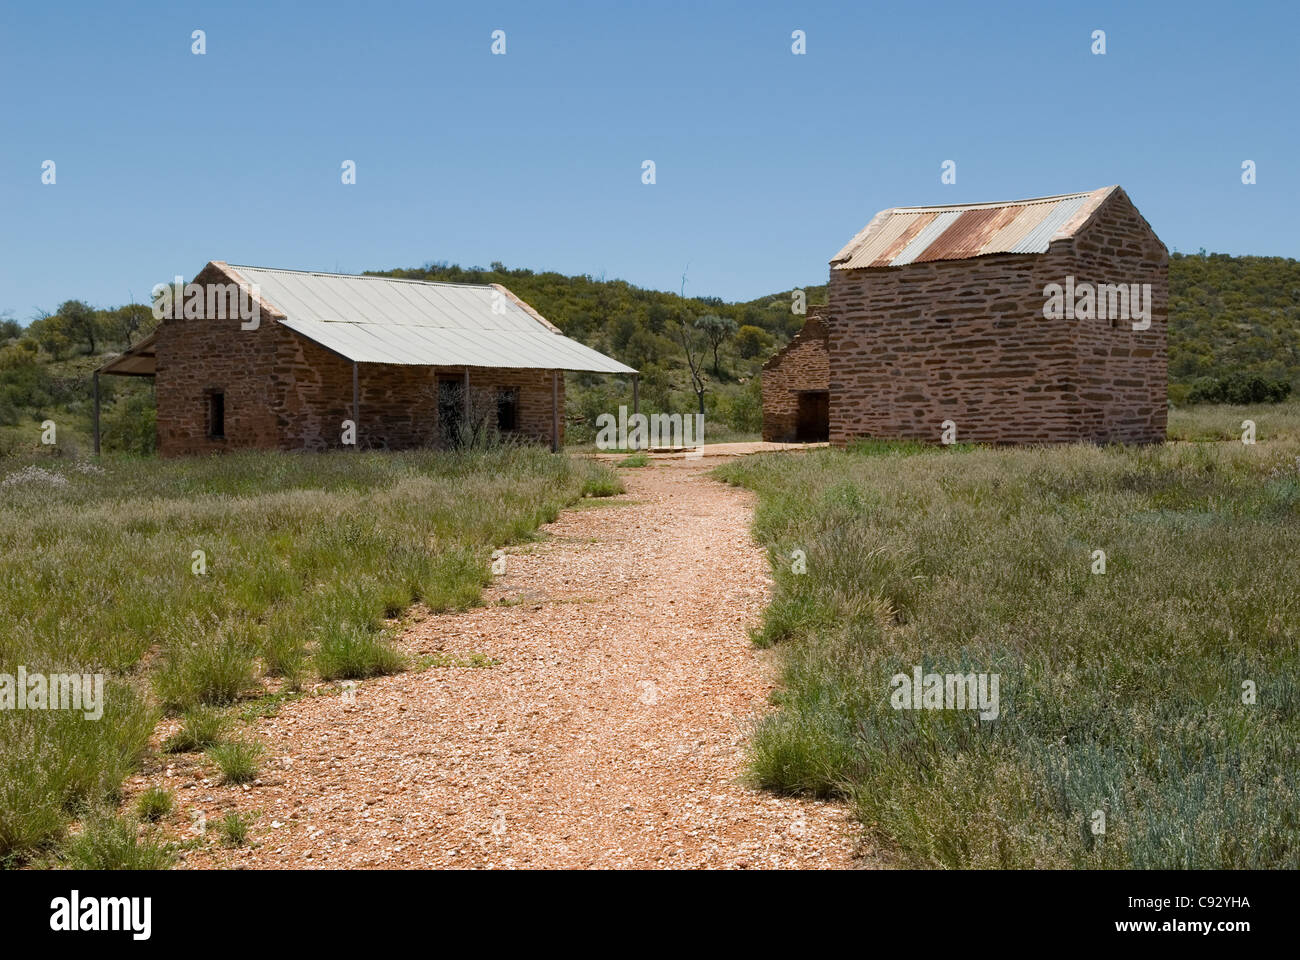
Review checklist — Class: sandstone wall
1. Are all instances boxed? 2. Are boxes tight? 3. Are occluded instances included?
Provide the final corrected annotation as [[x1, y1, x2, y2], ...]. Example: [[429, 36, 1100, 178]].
[[761, 312, 829, 442], [155, 264, 564, 456], [825, 190, 1167, 446]]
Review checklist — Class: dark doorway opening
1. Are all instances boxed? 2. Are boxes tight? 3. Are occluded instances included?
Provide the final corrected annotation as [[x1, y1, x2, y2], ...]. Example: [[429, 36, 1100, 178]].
[[437, 378, 464, 446], [497, 386, 519, 433], [796, 390, 829, 442]]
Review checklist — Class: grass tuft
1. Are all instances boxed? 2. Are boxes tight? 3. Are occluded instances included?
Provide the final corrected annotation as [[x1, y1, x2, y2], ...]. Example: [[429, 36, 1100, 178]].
[[206, 740, 263, 785], [59, 812, 176, 870], [135, 787, 173, 823]]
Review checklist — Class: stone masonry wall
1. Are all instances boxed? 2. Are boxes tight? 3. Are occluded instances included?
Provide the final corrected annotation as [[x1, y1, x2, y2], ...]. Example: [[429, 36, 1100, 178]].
[[1066, 190, 1169, 443], [155, 264, 564, 456], [761, 312, 829, 442], [825, 190, 1167, 446]]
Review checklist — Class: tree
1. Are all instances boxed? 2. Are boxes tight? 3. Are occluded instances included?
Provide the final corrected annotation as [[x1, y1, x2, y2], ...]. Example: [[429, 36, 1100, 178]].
[[0, 313, 20, 342], [676, 315, 708, 415], [26, 311, 72, 360], [108, 303, 157, 348], [735, 324, 773, 359], [694, 313, 737, 377], [55, 300, 102, 355]]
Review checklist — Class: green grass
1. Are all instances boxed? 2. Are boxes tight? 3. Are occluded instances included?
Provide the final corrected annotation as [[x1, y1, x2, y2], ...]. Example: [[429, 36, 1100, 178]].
[[716, 431, 1300, 869], [135, 786, 173, 823], [206, 740, 262, 785], [162, 705, 228, 753], [0, 445, 621, 864], [58, 812, 176, 870], [215, 810, 257, 847], [1168, 396, 1300, 442], [617, 452, 650, 468]]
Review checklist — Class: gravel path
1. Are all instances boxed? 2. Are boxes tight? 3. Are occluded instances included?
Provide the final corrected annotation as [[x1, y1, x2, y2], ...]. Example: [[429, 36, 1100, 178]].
[[144, 457, 867, 869]]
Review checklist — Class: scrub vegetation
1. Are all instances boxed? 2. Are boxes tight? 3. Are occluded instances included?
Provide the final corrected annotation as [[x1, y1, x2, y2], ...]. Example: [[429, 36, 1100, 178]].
[[0, 446, 621, 865], [716, 412, 1300, 868]]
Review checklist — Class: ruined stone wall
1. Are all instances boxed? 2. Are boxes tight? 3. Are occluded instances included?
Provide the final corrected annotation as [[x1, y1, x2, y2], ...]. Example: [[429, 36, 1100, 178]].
[[760, 312, 829, 442], [155, 264, 564, 456]]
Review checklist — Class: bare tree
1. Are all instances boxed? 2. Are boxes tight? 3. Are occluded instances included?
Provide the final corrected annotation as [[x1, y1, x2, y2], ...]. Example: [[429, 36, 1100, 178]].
[[676, 316, 707, 416]]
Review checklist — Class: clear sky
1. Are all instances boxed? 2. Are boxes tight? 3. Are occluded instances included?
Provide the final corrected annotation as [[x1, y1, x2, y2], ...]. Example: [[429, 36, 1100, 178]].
[[1, 0, 1296, 321]]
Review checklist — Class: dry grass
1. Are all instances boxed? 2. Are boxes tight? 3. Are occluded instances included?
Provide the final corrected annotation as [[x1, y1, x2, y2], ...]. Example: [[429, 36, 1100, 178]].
[[0, 446, 620, 865], [718, 431, 1300, 868]]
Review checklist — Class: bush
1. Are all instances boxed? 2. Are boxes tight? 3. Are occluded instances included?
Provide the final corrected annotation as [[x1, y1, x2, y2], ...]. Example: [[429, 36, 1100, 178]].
[[1187, 374, 1293, 405], [736, 324, 774, 359], [101, 387, 156, 454], [216, 810, 257, 847], [154, 631, 260, 710]]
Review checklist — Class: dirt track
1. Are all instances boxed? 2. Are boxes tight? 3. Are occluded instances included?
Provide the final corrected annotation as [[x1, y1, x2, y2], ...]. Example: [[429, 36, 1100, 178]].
[[138, 457, 865, 869]]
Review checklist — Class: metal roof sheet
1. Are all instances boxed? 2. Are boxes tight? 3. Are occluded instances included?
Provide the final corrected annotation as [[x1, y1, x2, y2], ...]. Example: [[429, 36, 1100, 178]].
[[835, 212, 933, 270], [831, 186, 1116, 270], [97, 332, 157, 376], [220, 264, 636, 374], [890, 210, 963, 266]]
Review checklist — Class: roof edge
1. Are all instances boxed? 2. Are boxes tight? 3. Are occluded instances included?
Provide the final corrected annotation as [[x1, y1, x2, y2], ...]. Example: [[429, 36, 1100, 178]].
[[210, 262, 287, 322], [491, 282, 562, 334]]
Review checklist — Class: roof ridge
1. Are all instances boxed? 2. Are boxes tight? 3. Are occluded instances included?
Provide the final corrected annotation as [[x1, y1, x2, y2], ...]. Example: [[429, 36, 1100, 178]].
[[224, 264, 496, 289], [889, 186, 1113, 214]]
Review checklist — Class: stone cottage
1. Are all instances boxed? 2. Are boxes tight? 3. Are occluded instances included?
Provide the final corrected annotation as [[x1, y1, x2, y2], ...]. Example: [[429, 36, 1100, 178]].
[[95, 262, 635, 457], [763, 185, 1167, 446]]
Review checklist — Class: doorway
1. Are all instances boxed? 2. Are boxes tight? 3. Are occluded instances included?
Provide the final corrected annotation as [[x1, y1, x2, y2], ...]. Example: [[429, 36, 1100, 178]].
[[437, 377, 464, 446], [796, 390, 829, 442]]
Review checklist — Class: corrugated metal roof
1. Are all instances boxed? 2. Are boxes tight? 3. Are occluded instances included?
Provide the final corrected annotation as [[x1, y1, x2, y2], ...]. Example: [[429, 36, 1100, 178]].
[[890, 210, 962, 266], [219, 264, 636, 374], [831, 186, 1116, 270], [97, 332, 157, 376]]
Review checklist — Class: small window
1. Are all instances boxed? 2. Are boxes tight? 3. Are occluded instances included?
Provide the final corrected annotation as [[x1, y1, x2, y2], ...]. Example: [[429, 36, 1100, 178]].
[[496, 387, 519, 432], [206, 390, 225, 439]]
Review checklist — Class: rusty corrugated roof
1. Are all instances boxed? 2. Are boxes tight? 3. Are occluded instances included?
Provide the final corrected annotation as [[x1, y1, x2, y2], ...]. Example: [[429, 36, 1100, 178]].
[[831, 186, 1116, 269]]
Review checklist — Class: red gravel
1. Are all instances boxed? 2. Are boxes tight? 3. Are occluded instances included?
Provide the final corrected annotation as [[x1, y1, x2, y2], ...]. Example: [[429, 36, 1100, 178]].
[[131, 457, 872, 869]]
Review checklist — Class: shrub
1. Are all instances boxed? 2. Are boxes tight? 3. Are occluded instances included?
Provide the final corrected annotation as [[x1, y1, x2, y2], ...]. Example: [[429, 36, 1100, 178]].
[[1187, 374, 1292, 405], [101, 387, 157, 454], [154, 631, 260, 710], [216, 810, 257, 847]]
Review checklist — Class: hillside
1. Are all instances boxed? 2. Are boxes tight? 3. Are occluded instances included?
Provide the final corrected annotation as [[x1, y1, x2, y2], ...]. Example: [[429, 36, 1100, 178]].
[[372, 262, 809, 442], [3, 251, 1298, 454]]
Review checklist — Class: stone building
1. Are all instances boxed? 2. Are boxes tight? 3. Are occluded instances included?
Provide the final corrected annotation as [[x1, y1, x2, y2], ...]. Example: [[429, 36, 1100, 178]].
[[95, 262, 634, 457], [763, 185, 1167, 446], [761, 310, 829, 442]]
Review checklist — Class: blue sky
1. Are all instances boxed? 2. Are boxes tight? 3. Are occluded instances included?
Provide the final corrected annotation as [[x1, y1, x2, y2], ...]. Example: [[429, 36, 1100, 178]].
[[1, 0, 1296, 321]]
